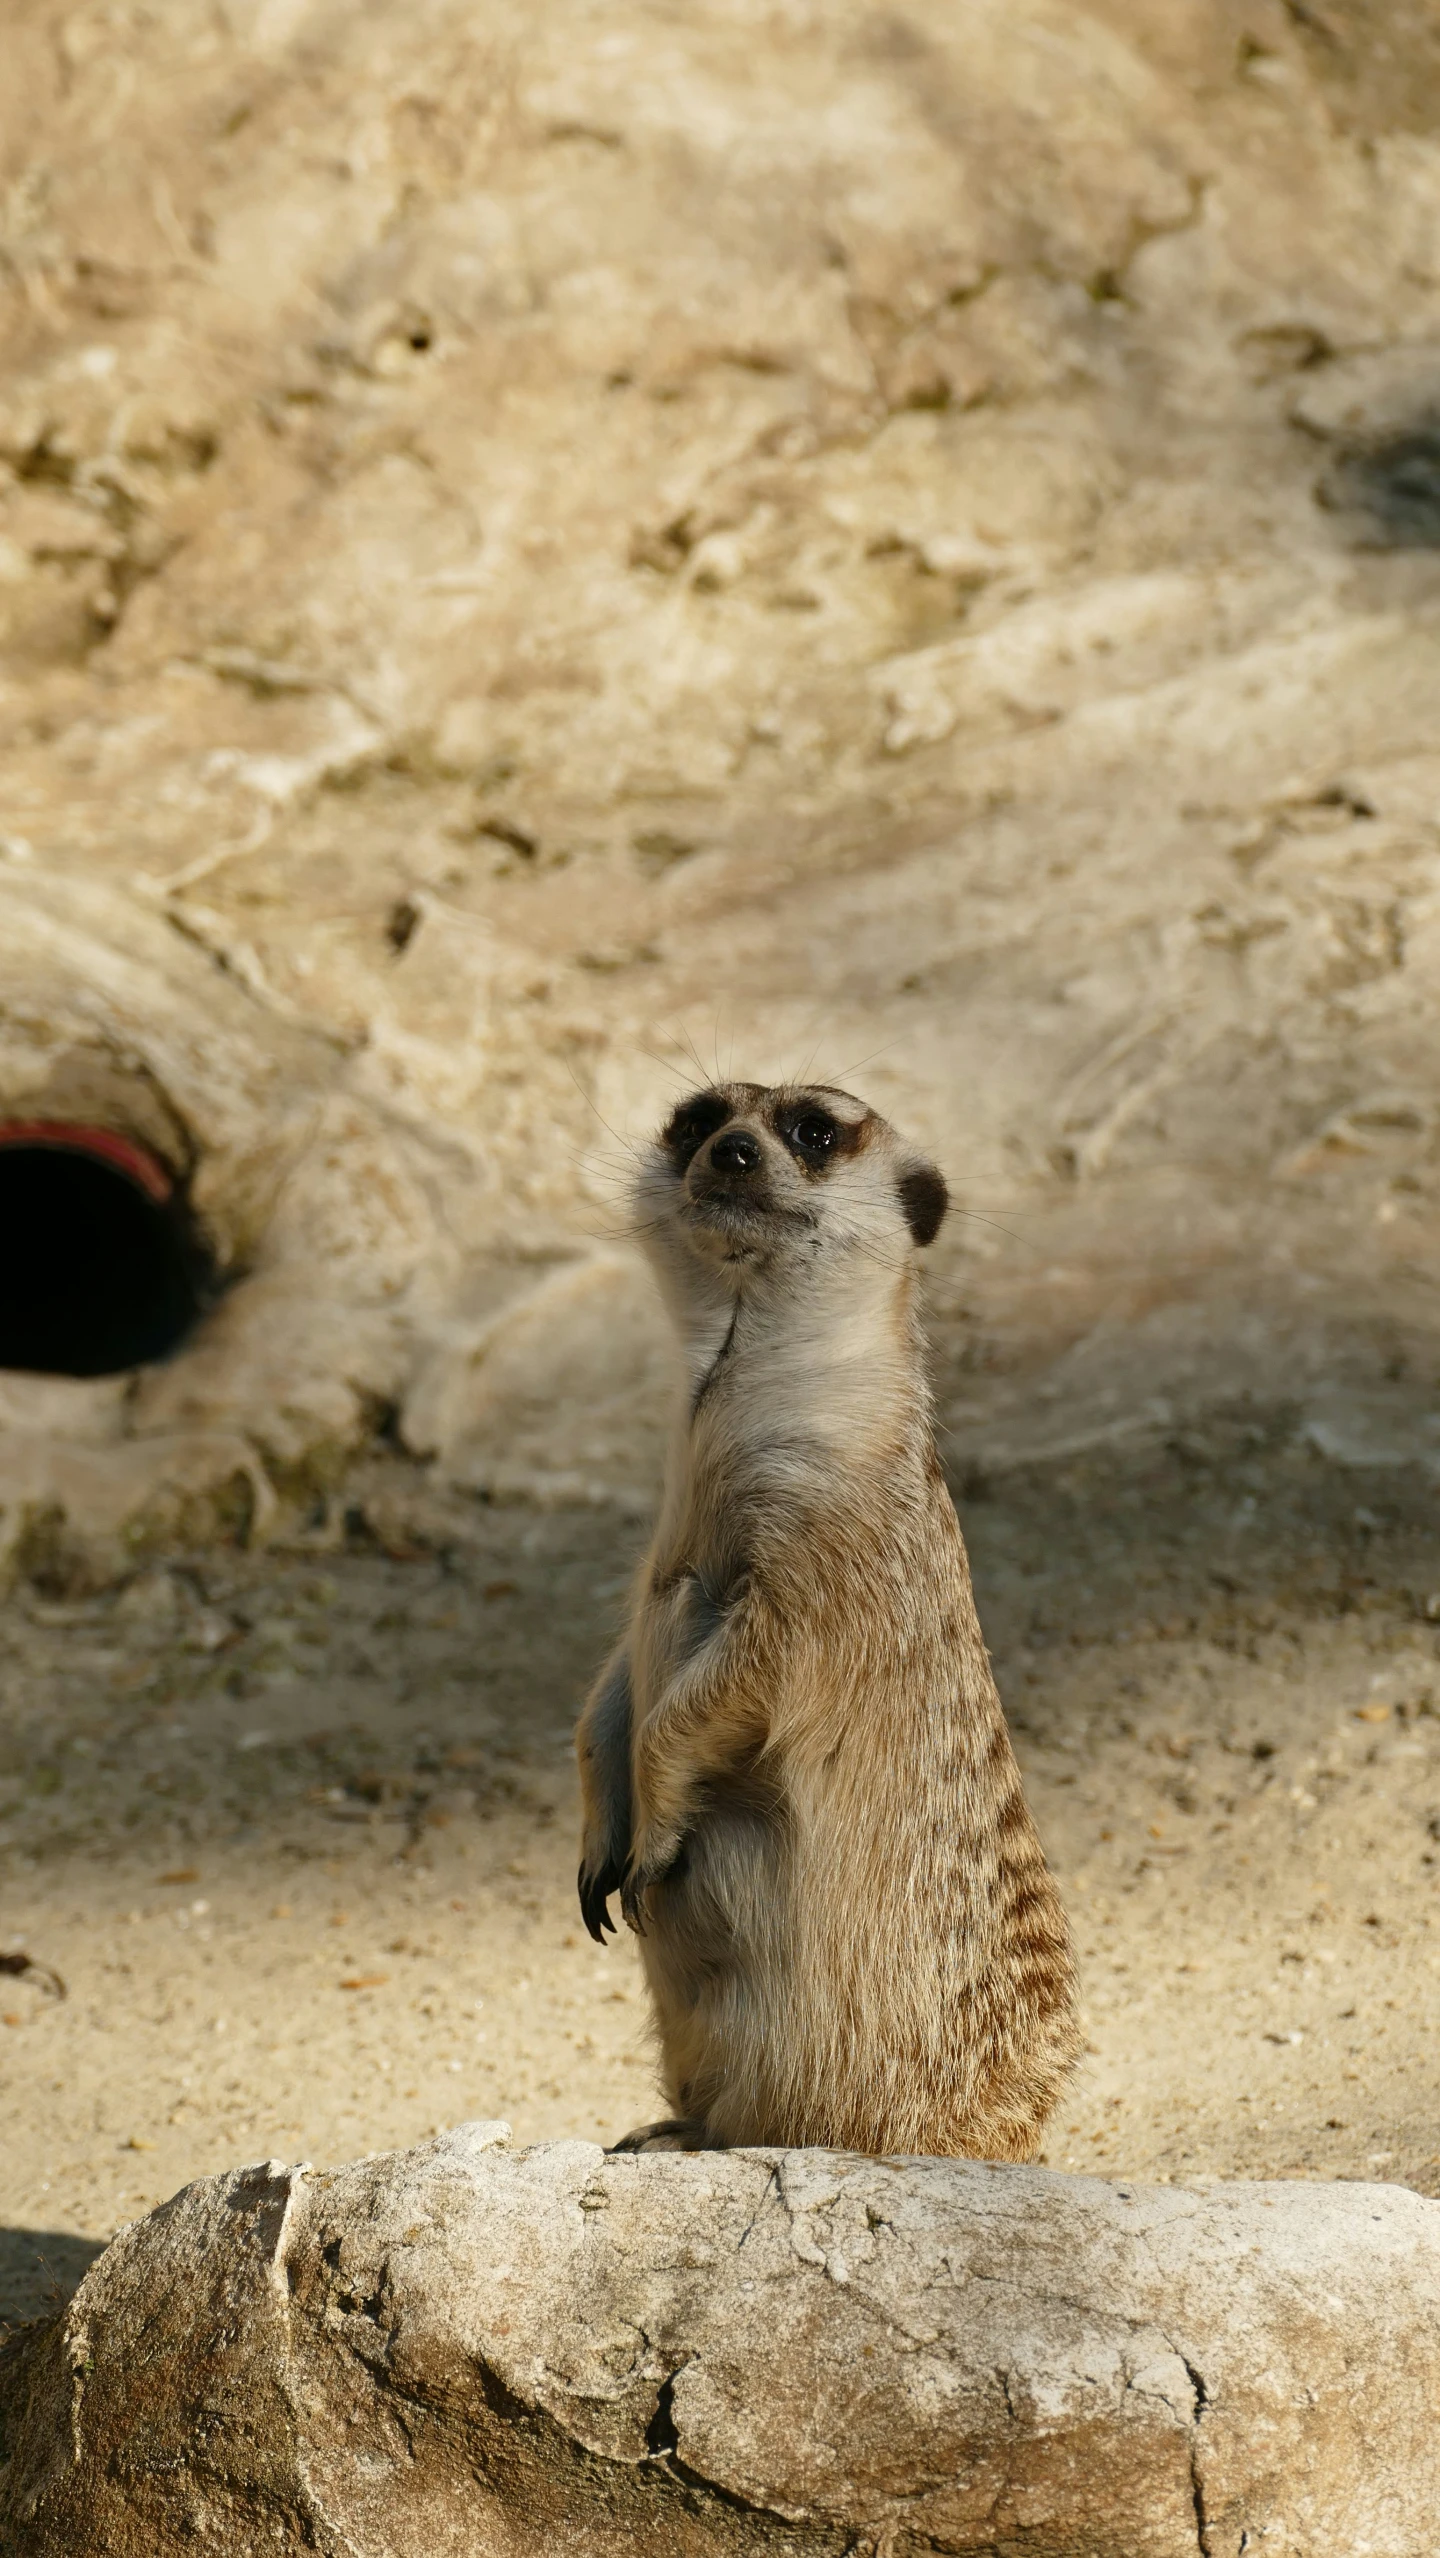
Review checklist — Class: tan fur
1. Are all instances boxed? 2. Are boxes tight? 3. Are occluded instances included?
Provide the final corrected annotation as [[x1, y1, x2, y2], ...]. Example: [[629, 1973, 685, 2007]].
[[576, 1081, 1080, 2156]]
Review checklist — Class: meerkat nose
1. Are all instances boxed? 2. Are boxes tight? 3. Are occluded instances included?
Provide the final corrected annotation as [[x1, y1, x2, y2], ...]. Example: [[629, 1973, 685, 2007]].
[[708, 1129, 762, 1175]]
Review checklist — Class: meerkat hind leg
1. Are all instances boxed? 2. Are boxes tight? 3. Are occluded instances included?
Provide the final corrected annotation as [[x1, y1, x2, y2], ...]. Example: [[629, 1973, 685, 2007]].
[[608, 2116, 712, 2153]]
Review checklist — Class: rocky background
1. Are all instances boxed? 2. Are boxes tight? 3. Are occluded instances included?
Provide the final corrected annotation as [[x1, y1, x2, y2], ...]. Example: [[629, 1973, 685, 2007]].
[[3, 0, 1440, 1553]]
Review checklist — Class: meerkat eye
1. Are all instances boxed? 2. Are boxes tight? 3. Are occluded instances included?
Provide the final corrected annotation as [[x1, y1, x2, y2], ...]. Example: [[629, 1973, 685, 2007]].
[[661, 1092, 730, 1168], [786, 1110, 838, 1164]]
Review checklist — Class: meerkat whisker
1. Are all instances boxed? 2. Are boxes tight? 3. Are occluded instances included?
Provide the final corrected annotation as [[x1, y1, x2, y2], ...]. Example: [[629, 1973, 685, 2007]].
[[561, 1056, 647, 1162], [818, 1031, 913, 1084], [948, 1209, 1040, 1252]]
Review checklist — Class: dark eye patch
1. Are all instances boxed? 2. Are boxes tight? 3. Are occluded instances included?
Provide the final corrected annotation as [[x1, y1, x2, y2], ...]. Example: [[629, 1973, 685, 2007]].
[[661, 1091, 730, 1168], [778, 1105, 854, 1170]]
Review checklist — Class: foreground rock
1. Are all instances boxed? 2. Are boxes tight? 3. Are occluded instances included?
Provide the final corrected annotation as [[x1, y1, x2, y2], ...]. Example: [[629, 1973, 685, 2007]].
[[2, 2129, 1437, 2555]]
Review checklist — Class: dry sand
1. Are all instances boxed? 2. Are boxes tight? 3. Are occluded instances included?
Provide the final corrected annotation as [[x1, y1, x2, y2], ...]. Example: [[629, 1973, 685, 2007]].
[[4, 1434, 1437, 2330]]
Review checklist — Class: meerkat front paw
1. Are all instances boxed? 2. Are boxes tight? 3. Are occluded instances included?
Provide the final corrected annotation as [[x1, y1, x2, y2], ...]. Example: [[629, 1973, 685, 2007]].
[[578, 1853, 623, 1943], [620, 1862, 653, 1934], [621, 1828, 686, 1934]]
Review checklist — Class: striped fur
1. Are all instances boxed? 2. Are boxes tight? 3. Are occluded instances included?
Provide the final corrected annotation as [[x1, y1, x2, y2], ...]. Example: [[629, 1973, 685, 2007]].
[[576, 1082, 1080, 2155]]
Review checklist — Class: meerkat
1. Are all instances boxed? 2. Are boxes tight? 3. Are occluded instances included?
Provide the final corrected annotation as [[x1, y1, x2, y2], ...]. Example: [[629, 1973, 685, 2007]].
[[576, 1080, 1079, 2157]]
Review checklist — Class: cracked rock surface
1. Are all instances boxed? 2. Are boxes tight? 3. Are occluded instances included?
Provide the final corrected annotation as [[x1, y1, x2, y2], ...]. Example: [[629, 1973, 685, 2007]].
[[2, 2127, 1439, 2555], [5, 0, 1440, 1558]]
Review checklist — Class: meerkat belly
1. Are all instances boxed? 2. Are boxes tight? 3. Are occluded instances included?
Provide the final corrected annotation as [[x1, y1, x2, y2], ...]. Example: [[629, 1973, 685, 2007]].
[[660, 1692, 1062, 2152], [636, 1768, 796, 2133], [644, 1770, 787, 1989], [635, 1721, 905, 2144]]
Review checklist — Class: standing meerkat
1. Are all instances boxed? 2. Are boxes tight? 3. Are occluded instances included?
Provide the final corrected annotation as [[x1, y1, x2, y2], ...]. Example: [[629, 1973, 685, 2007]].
[[576, 1080, 1079, 2156]]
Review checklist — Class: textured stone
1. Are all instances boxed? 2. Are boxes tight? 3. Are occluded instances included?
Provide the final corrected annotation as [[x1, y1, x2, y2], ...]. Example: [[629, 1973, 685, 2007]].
[[5, 1, 1440, 1564], [2, 2129, 1438, 2556]]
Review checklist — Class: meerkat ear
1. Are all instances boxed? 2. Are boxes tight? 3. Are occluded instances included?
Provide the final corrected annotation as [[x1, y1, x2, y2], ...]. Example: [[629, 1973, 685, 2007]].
[[897, 1159, 948, 1247]]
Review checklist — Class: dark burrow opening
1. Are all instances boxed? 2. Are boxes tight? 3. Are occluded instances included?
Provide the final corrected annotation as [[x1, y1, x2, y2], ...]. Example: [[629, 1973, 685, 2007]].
[[0, 1124, 212, 1378]]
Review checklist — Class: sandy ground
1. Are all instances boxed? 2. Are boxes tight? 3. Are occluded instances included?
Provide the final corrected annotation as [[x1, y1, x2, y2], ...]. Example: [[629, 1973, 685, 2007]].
[[2, 1434, 1439, 2330]]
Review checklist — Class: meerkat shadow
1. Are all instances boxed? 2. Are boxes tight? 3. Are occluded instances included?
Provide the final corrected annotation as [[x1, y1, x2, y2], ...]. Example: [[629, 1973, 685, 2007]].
[[0, 2226, 108, 2331]]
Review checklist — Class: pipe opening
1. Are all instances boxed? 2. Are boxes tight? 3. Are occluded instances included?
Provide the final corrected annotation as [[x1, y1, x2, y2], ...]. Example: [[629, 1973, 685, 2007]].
[[0, 1123, 212, 1378]]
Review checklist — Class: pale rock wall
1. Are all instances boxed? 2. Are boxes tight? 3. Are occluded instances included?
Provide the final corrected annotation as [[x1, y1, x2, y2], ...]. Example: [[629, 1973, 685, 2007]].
[[3, 0, 1440, 1563]]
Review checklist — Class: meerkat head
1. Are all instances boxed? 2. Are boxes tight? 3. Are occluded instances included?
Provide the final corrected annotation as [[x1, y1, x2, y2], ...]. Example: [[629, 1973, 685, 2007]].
[[635, 1081, 948, 1313]]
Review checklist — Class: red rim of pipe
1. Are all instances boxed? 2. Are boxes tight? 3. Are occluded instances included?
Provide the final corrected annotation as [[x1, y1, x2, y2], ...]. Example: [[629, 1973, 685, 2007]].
[[0, 1121, 174, 1205]]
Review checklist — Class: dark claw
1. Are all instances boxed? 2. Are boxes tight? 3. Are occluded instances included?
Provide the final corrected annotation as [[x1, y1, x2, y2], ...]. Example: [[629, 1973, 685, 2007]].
[[620, 1831, 691, 1936], [620, 1867, 648, 1936], [578, 1858, 621, 1944]]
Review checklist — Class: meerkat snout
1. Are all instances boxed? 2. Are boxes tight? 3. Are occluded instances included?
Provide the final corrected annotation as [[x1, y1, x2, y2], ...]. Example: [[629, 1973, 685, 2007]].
[[576, 1076, 1079, 2160], [704, 1127, 763, 1176]]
